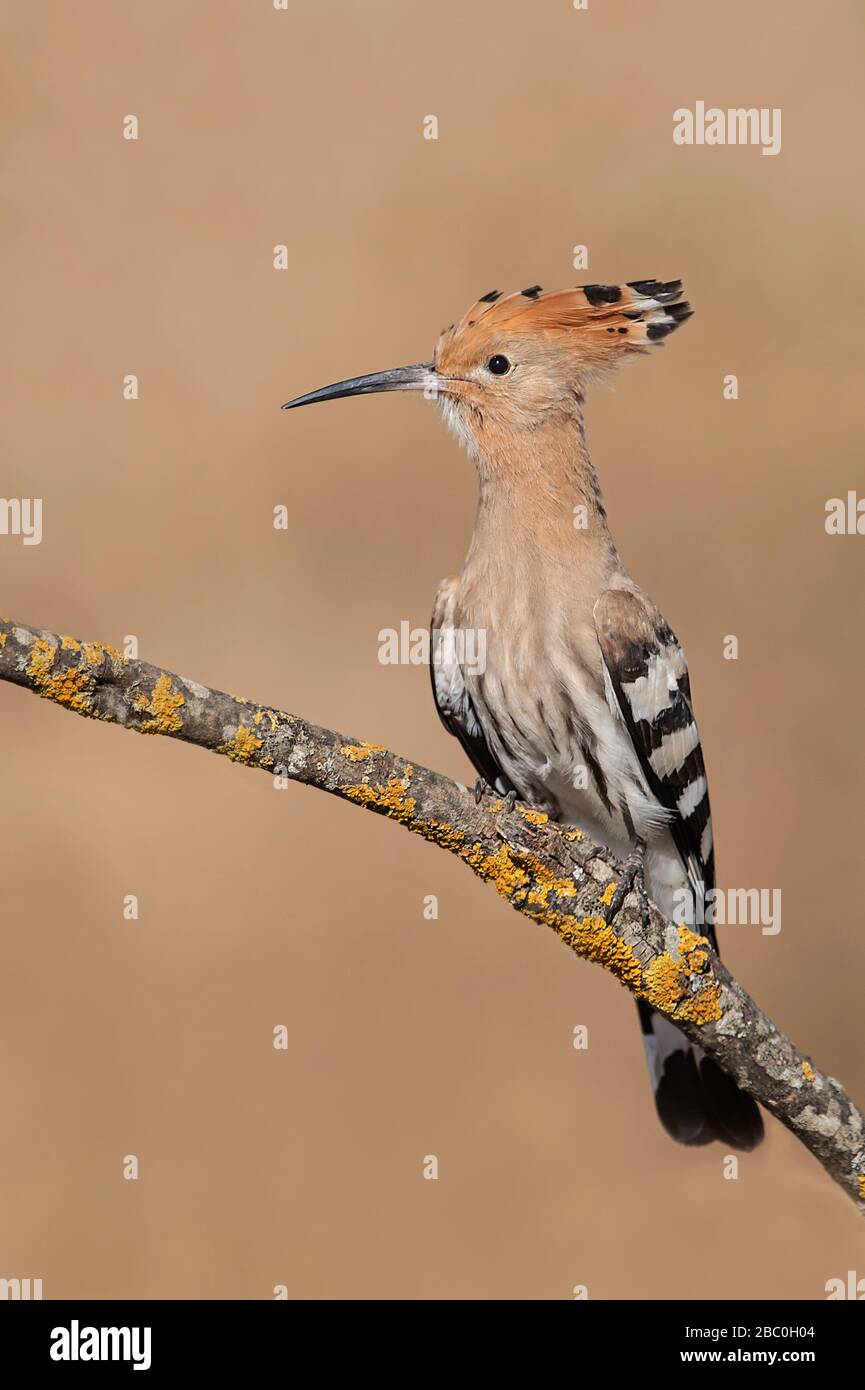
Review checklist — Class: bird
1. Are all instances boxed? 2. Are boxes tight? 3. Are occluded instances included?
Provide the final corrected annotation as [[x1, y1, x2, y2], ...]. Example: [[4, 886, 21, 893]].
[[283, 278, 764, 1150]]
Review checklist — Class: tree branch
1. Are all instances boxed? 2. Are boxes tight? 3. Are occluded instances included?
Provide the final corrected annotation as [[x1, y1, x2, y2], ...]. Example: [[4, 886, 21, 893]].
[[1, 616, 862, 1209]]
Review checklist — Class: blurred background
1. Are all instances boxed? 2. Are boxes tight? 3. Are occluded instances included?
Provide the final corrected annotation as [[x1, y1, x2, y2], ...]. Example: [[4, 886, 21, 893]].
[[1, 0, 863, 1299]]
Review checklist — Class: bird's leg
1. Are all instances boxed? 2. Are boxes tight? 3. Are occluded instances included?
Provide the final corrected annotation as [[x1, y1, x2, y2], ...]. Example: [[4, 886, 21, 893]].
[[601, 838, 650, 929]]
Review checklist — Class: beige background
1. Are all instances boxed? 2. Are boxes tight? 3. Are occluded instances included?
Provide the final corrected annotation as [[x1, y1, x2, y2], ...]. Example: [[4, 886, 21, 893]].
[[1, 0, 863, 1299]]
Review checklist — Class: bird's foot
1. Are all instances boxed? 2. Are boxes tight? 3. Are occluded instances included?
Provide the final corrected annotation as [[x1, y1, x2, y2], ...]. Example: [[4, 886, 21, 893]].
[[601, 841, 650, 930], [475, 781, 529, 816], [474, 777, 493, 805], [588, 843, 620, 871]]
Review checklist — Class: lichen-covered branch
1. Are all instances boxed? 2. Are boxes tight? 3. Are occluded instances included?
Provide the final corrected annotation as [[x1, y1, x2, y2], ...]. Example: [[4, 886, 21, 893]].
[[1, 616, 862, 1210]]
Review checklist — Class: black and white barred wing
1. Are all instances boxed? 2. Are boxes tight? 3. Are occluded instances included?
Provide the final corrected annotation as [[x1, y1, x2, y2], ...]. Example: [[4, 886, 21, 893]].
[[593, 587, 715, 909], [430, 576, 516, 796]]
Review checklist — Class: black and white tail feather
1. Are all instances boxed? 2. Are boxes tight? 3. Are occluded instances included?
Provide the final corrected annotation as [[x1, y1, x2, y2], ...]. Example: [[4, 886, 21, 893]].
[[594, 588, 764, 1150]]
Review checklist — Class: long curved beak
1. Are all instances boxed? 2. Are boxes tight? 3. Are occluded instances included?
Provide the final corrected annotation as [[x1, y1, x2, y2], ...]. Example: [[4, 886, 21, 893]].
[[281, 362, 436, 409]]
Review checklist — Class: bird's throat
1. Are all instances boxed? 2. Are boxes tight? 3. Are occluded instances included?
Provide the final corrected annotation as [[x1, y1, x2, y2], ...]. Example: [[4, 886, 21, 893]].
[[466, 422, 621, 587]]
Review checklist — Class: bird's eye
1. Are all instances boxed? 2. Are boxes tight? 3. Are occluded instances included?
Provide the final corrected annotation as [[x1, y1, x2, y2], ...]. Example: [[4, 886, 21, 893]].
[[486, 354, 511, 376]]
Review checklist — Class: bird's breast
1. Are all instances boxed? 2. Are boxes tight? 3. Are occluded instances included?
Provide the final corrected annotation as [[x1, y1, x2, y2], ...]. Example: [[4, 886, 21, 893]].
[[457, 582, 669, 853]]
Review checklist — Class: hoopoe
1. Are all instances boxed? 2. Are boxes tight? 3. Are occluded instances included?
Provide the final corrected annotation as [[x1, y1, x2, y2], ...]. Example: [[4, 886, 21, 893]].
[[283, 279, 764, 1150]]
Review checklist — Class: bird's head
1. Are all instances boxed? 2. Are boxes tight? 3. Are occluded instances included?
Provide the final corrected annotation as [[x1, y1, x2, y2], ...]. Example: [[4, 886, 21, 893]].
[[282, 280, 692, 457]]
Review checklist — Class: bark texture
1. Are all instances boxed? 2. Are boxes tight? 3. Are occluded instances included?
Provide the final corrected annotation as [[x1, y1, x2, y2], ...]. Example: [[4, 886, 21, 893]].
[[1, 616, 862, 1209]]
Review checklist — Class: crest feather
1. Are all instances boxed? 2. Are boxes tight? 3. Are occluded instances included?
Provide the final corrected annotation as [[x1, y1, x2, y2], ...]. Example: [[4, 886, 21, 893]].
[[447, 279, 692, 361]]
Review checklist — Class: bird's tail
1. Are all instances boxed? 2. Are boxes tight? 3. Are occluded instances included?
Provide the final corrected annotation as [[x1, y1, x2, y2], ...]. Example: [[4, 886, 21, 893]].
[[637, 1000, 764, 1149]]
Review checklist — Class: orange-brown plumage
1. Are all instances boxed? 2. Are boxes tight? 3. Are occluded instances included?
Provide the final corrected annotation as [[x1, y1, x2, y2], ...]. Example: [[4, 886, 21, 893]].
[[436, 278, 692, 383]]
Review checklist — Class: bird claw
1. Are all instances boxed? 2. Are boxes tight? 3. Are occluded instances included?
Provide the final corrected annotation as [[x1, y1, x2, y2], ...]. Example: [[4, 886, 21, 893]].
[[589, 843, 619, 870], [474, 777, 493, 805], [474, 782, 520, 815], [601, 842, 650, 929]]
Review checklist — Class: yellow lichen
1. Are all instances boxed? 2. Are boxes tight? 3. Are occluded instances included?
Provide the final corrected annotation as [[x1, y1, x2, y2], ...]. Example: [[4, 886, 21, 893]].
[[83, 639, 125, 666], [643, 928, 723, 1024], [252, 707, 281, 731], [341, 741, 385, 763], [419, 821, 466, 851], [802, 1061, 816, 1082], [460, 841, 532, 900], [136, 673, 185, 734], [220, 725, 264, 763], [0, 632, 7, 648], [344, 777, 468, 850], [346, 777, 416, 818], [342, 774, 722, 1024], [27, 638, 57, 686], [40, 668, 95, 713], [457, 839, 581, 916], [677, 925, 706, 954], [517, 806, 549, 827], [858, 1175, 865, 1201], [560, 916, 645, 993], [600, 880, 617, 906], [26, 639, 97, 714], [60, 635, 81, 651]]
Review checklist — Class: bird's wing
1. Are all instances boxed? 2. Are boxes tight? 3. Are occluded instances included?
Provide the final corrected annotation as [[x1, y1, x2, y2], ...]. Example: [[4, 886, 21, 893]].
[[430, 577, 516, 795], [594, 588, 766, 1149], [593, 586, 715, 908]]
